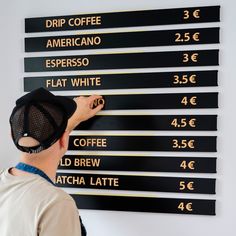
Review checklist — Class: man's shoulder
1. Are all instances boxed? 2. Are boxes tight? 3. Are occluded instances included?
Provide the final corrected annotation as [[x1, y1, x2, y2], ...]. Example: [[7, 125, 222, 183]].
[[34, 181, 78, 217], [33, 178, 73, 203]]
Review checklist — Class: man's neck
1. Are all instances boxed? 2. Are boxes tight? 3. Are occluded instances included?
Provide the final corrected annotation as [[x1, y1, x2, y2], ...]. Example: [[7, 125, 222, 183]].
[[19, 160, 58, 183], [11, 161, 58, 183], [14, 152, 61, 183]]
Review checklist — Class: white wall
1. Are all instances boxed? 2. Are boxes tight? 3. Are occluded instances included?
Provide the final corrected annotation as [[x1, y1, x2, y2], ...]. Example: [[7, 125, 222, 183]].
[[0, 0, 235, 235]]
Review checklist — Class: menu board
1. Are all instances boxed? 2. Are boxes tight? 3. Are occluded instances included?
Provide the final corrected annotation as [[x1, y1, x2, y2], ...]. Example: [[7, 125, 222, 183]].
[[24, 5, 220, 215]]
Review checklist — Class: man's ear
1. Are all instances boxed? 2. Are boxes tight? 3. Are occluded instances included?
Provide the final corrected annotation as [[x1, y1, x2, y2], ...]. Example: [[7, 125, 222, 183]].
[[59, 131, 70, 150]]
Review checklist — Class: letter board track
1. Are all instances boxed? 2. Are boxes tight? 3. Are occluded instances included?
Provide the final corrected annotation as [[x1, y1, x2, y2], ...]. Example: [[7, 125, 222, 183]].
[[71, 194, 215, 215], [69, 135, 216, 152], [24, 50, 219, 72], [25, 6, 220, 32], [24, 70, 218, 91], [56, 173, 216, 194], [74, 115, 217, 131], [25, 27, 219, 52], [69, 93, 218, 110], [59, 155, 217, 173]]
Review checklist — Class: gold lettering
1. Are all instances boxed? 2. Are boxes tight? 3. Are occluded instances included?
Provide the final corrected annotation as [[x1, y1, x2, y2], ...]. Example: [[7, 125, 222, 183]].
[[45, 19, 66, 28], [45, 58, 89, 68], [90, 177, 119, 187], [74, 158, 101, 167], [56, 175, 66, 184], [73, 138, 107, 147], [178, 202, 193, 212], [46, 78, 67, 88], [46, 40, 53, 48], [175, 32, 200, 43], [183, 10, 190, 20], [71, 77, 101, 87], [68, 16, 101, 27], [46, 36, 101, 48], [56, 175, 85, 185], [183, 53, 198, 63], [79, 78, 87, 86], [93, 98, 105, 107], [60, 158, 72, 166], [172, 139, 195, 149], [45, 59, 51, 68]]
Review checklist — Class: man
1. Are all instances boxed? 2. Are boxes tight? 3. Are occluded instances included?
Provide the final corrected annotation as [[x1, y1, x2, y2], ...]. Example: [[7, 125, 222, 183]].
[[0, 87, 104, 236]]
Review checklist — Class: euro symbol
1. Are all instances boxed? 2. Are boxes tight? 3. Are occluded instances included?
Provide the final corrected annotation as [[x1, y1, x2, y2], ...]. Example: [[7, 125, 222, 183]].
[[193, 32, 200, 41], [193, 9, 200, 18], [191, 53, 198, 62], [188, 140, 195, 149], [189, 74, 196, 83], [186, 203, 193, 211], [189, 118, 196, 127], [187, 182, 194, 190], [190, 96, 197, 105], [188, 161, 195, 170]]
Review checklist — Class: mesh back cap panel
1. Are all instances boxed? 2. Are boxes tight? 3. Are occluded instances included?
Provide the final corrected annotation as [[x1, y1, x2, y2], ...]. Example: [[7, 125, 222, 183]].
[[9, 88, 76, 153]]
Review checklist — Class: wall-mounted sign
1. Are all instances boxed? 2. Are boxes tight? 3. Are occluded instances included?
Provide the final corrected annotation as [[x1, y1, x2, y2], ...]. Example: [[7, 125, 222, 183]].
[[25, 27, 219, 52], [25, 5, 220, 215], [75, 115, 217, 131], [24, 70, 218, 91], [68, 135, 217, 152], [25, 6, 220, 32], [56, 173, 215, 194], [69, 93, 218, 110], [59, 155, 217, 173], [24, 50, 219, 72], [71, 194, 215, 215]]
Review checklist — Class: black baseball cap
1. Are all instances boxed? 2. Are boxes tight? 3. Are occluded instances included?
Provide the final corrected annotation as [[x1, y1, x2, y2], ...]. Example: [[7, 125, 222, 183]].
[[9, 88, 77, 153]]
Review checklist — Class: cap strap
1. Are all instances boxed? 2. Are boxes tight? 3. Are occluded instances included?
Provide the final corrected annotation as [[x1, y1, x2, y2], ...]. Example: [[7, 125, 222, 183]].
[[23, 104, 30, 136]]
